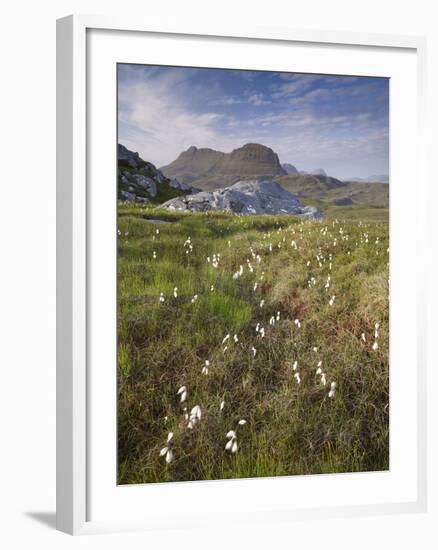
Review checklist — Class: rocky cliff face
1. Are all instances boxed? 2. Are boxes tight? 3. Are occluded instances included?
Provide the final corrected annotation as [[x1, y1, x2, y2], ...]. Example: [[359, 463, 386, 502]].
[[118, 144, 199, 203], [159, 178, 323, 219], [160, 143, 287, 182]]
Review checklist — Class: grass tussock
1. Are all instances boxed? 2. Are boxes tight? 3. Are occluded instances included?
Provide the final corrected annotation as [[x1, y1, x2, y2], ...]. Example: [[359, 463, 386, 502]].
[[117, 204, 389, 484]]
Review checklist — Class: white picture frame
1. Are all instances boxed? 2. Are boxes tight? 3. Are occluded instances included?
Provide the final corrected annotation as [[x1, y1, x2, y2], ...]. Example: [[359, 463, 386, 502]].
[[56, 14, 428, 535]]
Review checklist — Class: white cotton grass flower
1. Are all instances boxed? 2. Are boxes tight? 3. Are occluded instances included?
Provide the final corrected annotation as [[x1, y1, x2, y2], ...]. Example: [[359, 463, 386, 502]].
[[159, 432, 174, 464], [201, 360, 210, 375], [269, 316, 275, 326], [320, 373, 327, 386], [313, 347, 318, 353], [372, 341, 379, 351], [260, 299, 265, 308], [166, 449, 173, 464], [294, 372, 301, 384], [225, 430, 238, 453], [238, 419, 247, 425], [177, 385, 187, 402], [251, 346, 257, 357], [361, 333, 366, 342], [294, 319, 301, 328], [152, 251, 157, 259], [159, 292, 165, 304], [222, 334, 230, 344], [159, 447, 174, 464], [173, 287, 178, 298], [191, 294, 198, 303], [329, 295, 336, 307], [220, 400, 225, 411], [276, 311, 280, 321], [233, 334, 239, 343], [292, 360, 298, 371], [187, 405, 202, 429], [374, 322, 380, 339], [328, 381, 336, 398], [253, 282, 258, 292], [210, 285, 215, 292], [259, 327, 265, 338]]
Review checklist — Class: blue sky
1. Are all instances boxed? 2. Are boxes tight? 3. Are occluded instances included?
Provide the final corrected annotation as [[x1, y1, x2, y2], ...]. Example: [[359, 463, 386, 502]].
[[118, 64, 389, 179]]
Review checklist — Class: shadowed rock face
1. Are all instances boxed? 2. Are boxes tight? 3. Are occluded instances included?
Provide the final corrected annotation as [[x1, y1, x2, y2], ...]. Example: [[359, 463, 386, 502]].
[[160, 143, 287, 180], [159, 178, 323, 219]]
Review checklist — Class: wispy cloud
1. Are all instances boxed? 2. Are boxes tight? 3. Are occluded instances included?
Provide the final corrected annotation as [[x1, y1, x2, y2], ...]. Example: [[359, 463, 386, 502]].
[[118, 65, 389, 178]]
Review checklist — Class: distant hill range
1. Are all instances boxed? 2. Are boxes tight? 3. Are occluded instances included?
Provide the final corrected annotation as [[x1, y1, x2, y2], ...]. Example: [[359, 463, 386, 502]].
[[347, 174, 389, 184], [306, 168, 327, 176], [275, 174, 389, 208], [282, 163, 300, 175], [282, 164, 327, 177]]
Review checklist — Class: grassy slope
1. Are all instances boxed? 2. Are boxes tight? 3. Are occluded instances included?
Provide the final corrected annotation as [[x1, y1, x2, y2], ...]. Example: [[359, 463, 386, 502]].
[[117, 204, 389, 484], [276, 176, 389, 208]]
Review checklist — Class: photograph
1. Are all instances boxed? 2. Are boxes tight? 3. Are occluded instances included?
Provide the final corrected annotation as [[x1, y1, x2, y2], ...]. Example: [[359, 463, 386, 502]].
[[116, 64, 389, 485]]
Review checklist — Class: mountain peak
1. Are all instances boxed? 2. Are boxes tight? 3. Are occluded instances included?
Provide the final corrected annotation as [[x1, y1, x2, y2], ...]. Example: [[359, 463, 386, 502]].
[[161, 142, 286, 180]]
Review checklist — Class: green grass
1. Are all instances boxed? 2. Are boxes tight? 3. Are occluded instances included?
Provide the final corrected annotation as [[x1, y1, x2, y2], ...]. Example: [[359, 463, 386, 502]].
[[117, 203, 389, 484]]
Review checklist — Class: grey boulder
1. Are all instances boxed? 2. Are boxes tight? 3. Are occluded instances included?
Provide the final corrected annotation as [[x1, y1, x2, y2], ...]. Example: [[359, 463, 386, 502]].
[[160, 178, 323, 219]]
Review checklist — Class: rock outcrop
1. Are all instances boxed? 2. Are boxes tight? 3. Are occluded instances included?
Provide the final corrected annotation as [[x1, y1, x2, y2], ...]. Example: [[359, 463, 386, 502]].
[[118, 144, 199, 203], [159, 178, 323, 219]]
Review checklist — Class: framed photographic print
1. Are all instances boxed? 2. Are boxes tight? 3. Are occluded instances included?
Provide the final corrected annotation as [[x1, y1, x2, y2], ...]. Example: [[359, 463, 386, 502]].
[[56, 15, 427, 535]]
